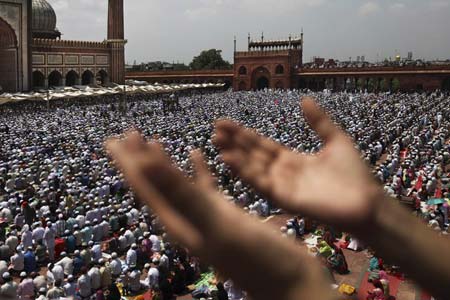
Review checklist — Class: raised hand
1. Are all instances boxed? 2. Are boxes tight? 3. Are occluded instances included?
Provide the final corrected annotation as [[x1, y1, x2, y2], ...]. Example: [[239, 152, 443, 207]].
[[105, 132, 334, 300], [214, 97, 383, 231]]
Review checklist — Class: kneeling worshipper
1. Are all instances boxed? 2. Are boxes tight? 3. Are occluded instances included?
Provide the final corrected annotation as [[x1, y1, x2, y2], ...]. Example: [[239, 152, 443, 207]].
[[327, 248, 349, 274]]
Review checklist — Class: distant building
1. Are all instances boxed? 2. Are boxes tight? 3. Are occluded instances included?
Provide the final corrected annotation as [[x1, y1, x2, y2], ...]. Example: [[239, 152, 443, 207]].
[[407, 52, 413, 61], [127, 35, 450, 92], [314, 57, 325, 66], [0, 0, 126, 92], [233, 33, 303, 90]]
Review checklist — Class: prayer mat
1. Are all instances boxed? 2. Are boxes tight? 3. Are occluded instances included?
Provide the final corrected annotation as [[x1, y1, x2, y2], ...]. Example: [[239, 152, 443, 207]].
[[125, 290, 152, 300]]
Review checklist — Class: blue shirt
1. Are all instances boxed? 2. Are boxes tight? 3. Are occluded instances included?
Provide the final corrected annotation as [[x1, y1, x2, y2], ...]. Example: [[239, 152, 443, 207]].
[[65, 235, 76, 254], [73, 256, 84, 275], [24, 250, 37, 273]]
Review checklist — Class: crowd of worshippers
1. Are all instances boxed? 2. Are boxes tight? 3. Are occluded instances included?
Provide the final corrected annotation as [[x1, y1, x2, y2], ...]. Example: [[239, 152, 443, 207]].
[[0, 87, 448, 300]]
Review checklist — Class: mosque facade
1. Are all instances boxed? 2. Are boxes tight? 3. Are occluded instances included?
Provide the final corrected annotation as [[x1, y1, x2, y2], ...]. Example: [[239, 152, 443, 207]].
[[1, 0, 449, 93], [127, 33, 450, 92], [0, 0, 126, 93]]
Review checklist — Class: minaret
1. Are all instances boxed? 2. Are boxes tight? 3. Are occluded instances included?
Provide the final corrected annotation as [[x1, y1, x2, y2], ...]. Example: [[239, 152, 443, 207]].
[[260, 32, 264, 51], [300, 28, 304, 65], [107, 0, 127, 84], [301, 28, 304, 49], [234, 36, 237, 52]]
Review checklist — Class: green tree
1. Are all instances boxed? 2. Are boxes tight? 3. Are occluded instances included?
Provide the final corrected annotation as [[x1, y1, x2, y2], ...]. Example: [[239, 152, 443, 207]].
[[173, 63, 189, 71], [391, 78, 401, 92], [368, 78, 377, 92], [189, 49, 232, 70], [357, 78, 365, 90], [379, 79, 388, 91]]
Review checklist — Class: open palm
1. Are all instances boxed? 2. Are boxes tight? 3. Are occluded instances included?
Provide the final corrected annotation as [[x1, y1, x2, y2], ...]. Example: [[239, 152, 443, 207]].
[[214, 97, 382, 230], [106, 131, 334, 300]]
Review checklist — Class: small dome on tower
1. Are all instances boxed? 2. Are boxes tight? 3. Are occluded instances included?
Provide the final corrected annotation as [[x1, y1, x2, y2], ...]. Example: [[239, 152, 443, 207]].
[[32, 0, 61, 39]]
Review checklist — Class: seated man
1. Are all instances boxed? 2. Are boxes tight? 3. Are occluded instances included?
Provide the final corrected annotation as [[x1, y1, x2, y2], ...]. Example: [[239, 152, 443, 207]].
[[327, 248, 349, 274]]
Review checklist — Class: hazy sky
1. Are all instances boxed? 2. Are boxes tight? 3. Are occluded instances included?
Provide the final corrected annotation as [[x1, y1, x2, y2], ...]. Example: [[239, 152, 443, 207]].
[[48, 0, 450, 64]]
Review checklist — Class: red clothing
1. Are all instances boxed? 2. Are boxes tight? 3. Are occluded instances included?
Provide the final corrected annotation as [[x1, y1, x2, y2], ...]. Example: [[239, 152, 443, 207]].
[[414, 175, 423, 191], [54, 238, 66, 260], [434, 187, 442, 198]]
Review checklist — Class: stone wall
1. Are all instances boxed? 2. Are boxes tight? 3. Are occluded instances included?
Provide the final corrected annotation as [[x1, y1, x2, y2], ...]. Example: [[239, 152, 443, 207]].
[[31, 39, 111, 88], [0, 0, 31, 92]]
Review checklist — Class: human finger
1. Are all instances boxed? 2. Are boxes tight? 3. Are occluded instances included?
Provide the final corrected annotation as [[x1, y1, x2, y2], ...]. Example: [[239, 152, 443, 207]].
[[190, 149, 217, 189], [105, 138, 203, 251], [301, 97, 342, 143], [214, 119, 280, 158], [122, 130, 146, 152], [136, 142, 223, 238]]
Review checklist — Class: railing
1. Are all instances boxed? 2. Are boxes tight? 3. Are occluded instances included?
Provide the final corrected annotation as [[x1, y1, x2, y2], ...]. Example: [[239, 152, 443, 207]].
[[299, 65, 450, 73], [32, 38, 109, 49], [234, 50, 293, 57], [126, 70, 233, 77], [126, 64, 450, 79], [249, 40, 302, 47]]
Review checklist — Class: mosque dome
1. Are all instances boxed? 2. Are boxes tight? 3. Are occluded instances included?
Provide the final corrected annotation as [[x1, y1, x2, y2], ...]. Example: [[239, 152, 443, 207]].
[[32, 0, 61, 39]]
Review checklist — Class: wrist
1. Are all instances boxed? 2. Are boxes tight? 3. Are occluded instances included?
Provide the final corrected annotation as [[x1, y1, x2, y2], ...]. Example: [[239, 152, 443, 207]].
[[356, 192, 414, 249], [353, 185, 385, 239]]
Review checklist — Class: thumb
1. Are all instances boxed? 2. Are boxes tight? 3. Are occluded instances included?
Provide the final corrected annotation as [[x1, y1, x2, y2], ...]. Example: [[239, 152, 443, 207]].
[[190, 150, 217, 189], [301, 96, 342, 143]]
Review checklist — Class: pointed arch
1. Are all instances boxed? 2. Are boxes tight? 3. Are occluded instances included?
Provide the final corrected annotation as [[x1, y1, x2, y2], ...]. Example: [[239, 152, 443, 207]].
[[81, 70, 94, 85], [32, 71, 45, 89], [48, 70, 63, 87], [0, 17, 17, 47], [66, 70, 79, 87], [0, 17, 18, 92], [251, 66, 271, 90], [97, 70, 109, 85], [275, 65, 284, 74]]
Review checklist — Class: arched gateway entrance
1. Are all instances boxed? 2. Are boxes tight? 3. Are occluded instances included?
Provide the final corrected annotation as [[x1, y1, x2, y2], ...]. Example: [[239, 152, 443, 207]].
[[256, 77, 269, 90], [252, 66, 271, 90], [82, 70, 94, 85], [32, 71, 45, 89], [0, 17, 18, 92]]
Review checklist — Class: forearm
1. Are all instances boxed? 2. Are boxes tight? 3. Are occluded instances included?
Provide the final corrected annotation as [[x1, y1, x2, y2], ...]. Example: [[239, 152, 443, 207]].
[[362, 195, 450, 299], [206, 208, 337, 300]]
